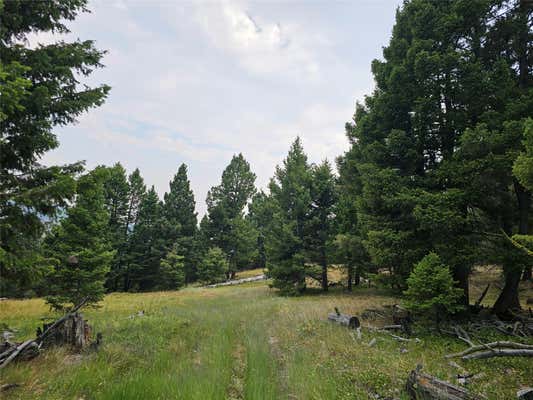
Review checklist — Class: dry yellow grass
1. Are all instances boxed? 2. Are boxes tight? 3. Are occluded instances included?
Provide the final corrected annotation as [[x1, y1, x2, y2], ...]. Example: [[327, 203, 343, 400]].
[[235, 268, 265, 279]]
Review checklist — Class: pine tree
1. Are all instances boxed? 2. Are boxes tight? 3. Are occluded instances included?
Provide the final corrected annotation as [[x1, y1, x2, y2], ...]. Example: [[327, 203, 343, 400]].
[[514, 119, 533, 193], [306, 161, 337, 291], [159, 244, 186, 290], [207, 154, 256, 220], [45, 168, 114, 310], [198, 247, 228, 284], [163, 164, 198, 282], [112, 168, 146, 291], [248, 191, 276, 269], [404, 253, 464, 325], [511, 119, 533, 272], [99, 163, 129, 291], [335, 146, 371, 290], [204, 154, 257, 273], [125, 169, 147, 233], [126, 187, 166, 291], [225, 216, 258, 278], [339, 0, 532, 310], [164, 164, 198, 237], [267, 138, 313, 294], [0, 0, 109, 296]]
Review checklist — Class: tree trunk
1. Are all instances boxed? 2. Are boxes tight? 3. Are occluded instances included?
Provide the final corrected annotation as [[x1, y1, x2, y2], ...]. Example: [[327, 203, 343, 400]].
[[453, 266, 469, 306], [347, 264, 353, 292], [39, 312, 91, 350], [494, 180, 529, 315], [123, 268, 130, 292], [492, 0, 530, 314], [354, 267, 361, 286], [493, 269, 522, 316], [321, 249, 328, 292]]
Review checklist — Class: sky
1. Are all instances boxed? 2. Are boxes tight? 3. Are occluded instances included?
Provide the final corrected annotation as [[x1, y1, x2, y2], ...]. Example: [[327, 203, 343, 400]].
[[39, 0, 402, 216]]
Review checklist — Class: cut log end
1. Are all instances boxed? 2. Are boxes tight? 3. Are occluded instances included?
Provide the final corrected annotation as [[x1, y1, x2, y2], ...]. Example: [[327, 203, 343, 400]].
[[517, 388, 533, 400], [328, 311, 360, 329]]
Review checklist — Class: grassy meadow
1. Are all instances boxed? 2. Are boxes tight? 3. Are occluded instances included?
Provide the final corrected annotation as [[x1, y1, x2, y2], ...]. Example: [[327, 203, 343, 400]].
[[1, 268, 532, 400]]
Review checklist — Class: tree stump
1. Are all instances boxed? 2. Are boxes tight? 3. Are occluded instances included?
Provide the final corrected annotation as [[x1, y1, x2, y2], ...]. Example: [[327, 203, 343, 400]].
[[393, 304, 413, 335], [38, 312, 91, 350]]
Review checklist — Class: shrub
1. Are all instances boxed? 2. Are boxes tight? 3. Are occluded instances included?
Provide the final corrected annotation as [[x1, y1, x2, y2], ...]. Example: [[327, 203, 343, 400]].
[[403, 252, 463, 324], [159, 244, 186, 290], [198, 247, 228, 284]]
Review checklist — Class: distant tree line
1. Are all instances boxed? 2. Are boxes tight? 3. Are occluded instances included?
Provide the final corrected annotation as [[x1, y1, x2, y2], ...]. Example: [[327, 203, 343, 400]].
[[1, 0, 531, 317]]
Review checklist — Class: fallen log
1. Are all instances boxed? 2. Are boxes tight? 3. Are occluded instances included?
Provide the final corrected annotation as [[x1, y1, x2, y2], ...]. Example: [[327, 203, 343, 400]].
[[446, 341, 533, 359], [328, 308, 360, 329], [406, 365, 485, 400], [389, 333, 415, 342], [462, 349, 533, 360], [0, 340, 36, 369], [382, 324, 403, 330], [206, 275, 266, 288], [0, 383, 20, 393], [517, 388, 533, 400]]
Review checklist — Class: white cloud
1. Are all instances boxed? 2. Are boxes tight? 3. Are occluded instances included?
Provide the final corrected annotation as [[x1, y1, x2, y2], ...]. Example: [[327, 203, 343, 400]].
[[192, 1, 322, 81]]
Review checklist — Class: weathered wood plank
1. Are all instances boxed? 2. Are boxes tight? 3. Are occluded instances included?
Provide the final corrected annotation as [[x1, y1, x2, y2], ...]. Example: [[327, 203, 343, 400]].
[[406, 365, 485, 400]]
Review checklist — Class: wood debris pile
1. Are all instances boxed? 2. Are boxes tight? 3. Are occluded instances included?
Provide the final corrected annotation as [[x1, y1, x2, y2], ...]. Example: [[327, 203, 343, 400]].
[[0, 298, 100, 370]]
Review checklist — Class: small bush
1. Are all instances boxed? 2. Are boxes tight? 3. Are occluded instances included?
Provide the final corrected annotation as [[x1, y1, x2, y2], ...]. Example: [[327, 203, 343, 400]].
[[403, 252, 463, 323], [198, 247, 228, 284], [159, 244, 186, 290]]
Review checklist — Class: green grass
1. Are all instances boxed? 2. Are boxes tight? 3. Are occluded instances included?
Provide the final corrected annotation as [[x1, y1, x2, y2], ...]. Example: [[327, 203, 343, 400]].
[[1, 280, 532, 399]]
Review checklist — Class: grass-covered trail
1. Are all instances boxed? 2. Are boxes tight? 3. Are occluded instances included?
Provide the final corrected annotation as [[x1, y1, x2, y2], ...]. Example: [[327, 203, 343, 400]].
[[1, 280, 532, 399]]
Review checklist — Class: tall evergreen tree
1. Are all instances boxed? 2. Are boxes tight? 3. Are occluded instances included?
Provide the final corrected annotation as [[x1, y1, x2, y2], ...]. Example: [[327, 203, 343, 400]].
[[307, 161, 337, 291], [164, 164, 197, 237], [126, 186, 165, 291], [225, 216, 258, 278], [204, 154, 257, 276], [341, 0, 532, 313], [45, 168, 114, 310], [207, 154, 256, 220], [0, 0, 109, 296], [163, 164, 198, 282], [99, 163, 129, 290], [335, 147, 371, 290], [124, 169, 147, 234], [510, 119, 533, 272], [248, 191, 276, 269], [442, 1, 533, 313], [267, 138, 313, 294], [106, 168, 146, 291]]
